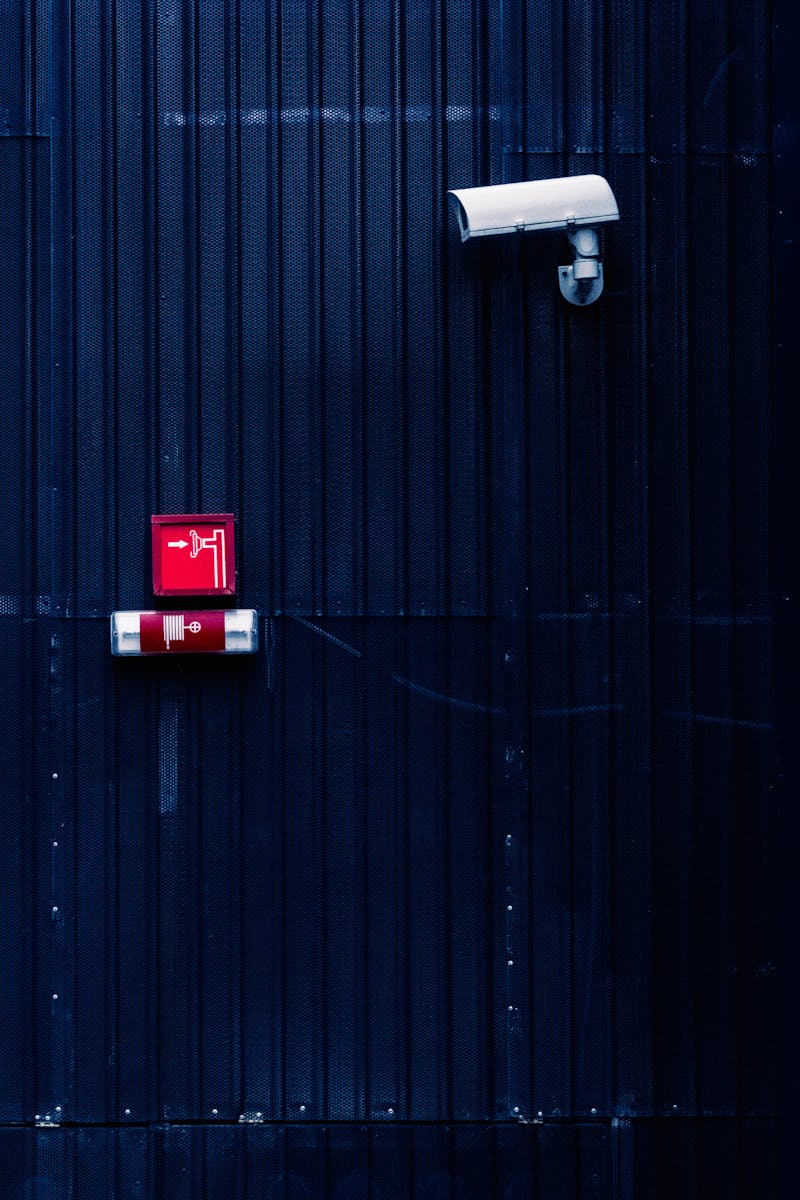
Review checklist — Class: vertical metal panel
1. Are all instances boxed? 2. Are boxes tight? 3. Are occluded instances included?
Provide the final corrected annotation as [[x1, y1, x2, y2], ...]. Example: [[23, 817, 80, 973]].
[[0, 129, 54, 1126], [774, 0, 800, 1193], [0, 0, 789, 1194]]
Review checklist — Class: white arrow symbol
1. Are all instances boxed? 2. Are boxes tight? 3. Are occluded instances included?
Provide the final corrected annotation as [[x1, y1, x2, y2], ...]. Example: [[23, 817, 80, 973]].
[[167, 539, 189, 549]]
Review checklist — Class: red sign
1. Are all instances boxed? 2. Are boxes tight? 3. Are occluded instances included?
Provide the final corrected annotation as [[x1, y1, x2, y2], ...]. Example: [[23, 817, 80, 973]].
[[151, 513, 236, 596], [110, 609, 258, 656], [139, 610, 227, 653]]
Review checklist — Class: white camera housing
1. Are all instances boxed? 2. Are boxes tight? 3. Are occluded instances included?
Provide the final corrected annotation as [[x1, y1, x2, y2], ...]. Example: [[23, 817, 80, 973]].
[[447, 174, 619, 305]]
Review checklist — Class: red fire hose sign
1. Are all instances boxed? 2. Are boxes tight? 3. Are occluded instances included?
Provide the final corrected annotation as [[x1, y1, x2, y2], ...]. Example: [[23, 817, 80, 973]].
[[139, 611, 227, 653], [151, 514, 236, 596]]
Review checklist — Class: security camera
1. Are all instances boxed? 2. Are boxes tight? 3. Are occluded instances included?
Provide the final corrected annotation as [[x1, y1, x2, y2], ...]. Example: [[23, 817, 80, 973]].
[[446, 174, 619, 306]]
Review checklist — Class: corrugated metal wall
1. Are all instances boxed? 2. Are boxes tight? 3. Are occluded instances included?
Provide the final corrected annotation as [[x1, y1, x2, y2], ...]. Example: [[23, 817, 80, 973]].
[[1, 0, 791, 1194]]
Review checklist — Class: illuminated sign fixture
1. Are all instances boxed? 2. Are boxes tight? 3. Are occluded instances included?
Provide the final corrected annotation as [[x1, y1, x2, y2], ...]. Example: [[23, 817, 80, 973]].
[[110, 610, 259, 656], [151, 513, 236, 597]]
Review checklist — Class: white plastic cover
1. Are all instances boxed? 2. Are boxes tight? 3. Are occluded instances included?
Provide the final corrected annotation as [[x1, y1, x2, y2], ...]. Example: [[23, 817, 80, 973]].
[[110, 609, 259, 656], [447, 174, 619, 241]]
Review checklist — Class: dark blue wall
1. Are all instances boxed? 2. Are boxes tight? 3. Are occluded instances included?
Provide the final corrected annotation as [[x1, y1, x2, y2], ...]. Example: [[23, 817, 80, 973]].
[[1, 0, 791, 1194]]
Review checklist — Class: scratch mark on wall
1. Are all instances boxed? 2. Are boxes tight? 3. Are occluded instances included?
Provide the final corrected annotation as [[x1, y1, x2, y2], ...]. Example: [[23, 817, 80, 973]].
[[703, 50, 744, 109], [662, 708, 772, 731], [391, 673, 504, 715], [291, 616, 363, 659]]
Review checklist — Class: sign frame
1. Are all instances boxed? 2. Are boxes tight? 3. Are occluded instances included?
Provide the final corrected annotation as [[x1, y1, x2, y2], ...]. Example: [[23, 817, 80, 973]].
[[151, 513, 237, 597]]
